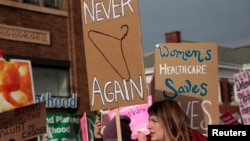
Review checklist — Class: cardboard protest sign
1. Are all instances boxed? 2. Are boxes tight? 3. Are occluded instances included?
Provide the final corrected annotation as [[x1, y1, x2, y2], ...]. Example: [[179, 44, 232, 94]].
[[0, 59, 35, 113], [233, 71, 250, 125], [154, 43, 219, 135], [80, 0, 148, 111], [0, 102, 46, 140]]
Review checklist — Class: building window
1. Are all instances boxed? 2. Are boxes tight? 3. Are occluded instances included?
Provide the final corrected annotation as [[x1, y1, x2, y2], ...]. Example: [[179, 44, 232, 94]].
[[23, 0, 38, 5], [13, 0, 63, 10], [4, 55, 70, 97], [228, 80, 238, 105], [44, 0, 61, 9], [233, 84, 240, 104], [32, 67, 70, 97], [219, 80, 225, 103]]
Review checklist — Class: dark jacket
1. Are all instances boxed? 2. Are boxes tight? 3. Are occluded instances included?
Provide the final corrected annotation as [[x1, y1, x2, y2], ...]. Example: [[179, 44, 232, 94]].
[[94, 138, 103, 141]]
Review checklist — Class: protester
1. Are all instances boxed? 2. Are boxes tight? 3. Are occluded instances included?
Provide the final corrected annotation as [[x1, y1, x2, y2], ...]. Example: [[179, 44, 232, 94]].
[[137, 99, 208, 141], [94, 114, 134, 141], [94, 114, 104, 141]]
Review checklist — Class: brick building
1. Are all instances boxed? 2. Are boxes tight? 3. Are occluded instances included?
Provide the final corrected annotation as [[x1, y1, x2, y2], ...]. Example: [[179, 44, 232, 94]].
[[0, 1, 95, 140], [0, 1, 149, 140], [0, 0, 91, 115]]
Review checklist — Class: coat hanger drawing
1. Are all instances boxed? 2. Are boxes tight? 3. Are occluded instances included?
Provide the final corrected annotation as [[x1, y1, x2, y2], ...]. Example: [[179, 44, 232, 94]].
[[88, 24, 131, 81]]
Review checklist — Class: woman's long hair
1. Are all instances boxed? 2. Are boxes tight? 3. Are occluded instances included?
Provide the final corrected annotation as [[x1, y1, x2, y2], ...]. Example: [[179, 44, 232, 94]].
[[148, 99, 191, 141]]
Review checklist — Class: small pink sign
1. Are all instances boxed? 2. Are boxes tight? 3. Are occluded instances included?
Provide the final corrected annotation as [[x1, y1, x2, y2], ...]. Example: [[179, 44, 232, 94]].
[[233, 71, 250, 125], [109, 96, 152, 139], [80, 112, 89, 141]]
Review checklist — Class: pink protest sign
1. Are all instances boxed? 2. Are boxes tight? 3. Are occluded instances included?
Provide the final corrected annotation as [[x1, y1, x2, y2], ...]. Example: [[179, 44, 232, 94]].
[[109, 96, 152, 139], [233, 71, 250, 125], [80, 112, 89, 141]]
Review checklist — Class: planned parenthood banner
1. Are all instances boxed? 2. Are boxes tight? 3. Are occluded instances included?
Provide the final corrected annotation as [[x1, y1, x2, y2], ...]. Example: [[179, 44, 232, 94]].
[[39, 113, 82, 141]]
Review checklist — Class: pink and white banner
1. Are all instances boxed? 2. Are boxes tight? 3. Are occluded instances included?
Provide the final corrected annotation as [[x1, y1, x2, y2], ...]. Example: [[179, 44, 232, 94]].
[[109, 95, 152, 139], [233, 71, 250, 125]]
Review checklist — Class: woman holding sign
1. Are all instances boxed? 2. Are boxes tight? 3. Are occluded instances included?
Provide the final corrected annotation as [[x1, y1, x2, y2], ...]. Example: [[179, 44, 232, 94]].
[[137, 99, 207, 141]]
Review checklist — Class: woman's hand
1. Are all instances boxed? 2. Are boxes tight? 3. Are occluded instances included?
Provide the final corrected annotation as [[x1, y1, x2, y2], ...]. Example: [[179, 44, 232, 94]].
[[136, 131, 147, 141], [94, 117, 103, 139]]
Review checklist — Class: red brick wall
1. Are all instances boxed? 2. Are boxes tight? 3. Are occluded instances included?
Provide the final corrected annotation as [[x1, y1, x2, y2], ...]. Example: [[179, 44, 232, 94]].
[[0, 5, 69, 60], [68, 0, 92, 114], [0, 2, 92, 114]]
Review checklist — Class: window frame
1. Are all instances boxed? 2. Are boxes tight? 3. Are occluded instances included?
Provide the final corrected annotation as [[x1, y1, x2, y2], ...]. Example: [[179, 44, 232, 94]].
[[13, 0, 64, 9], [5, 55, 71, 97], [0, 0, 67, 16]]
